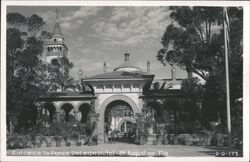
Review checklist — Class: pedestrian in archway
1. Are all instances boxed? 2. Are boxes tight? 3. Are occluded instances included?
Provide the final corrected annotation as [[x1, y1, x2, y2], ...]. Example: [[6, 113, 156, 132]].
[[111, 130, 116, 144]]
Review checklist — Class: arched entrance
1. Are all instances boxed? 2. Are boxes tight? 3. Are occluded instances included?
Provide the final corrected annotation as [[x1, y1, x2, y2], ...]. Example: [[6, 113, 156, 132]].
[[118, 118, 136, 143], [61, 103, 74, 122], [79, 103, 91, 123], [104, 100, 134, 143], [118, 118, 136, 133], [42, 102, 56, 124], [98, 95, 139, 143]]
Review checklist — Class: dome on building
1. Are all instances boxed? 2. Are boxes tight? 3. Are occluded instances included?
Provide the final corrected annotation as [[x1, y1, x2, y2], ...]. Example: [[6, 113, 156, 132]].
[[113, 51, 141, 72]]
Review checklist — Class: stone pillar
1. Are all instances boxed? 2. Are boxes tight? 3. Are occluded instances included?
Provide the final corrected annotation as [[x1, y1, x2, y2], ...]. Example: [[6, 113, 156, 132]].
[[76, 112, 82, 122], [55, 111, 61, 122], [147, 61, 150, 73], [124, 121, 127, 133], [146, 109, 155, 145], [103, 62, 107, 73], [89, 113, 100, 144], [135, 113, 145, 144], [98, 110, 105, 144], [171, 66, 176, 81], [124, 51, 130, 62]]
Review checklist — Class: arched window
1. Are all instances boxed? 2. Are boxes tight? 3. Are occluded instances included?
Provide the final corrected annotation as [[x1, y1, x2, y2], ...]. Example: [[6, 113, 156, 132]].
[[51, 59, 59, 66]]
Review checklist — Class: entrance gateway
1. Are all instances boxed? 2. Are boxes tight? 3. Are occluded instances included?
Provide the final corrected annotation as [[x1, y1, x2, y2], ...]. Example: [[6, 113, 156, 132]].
[[104, 100, 136, 142], [82, 52, 154, 143], [97, 95, 140, 143]]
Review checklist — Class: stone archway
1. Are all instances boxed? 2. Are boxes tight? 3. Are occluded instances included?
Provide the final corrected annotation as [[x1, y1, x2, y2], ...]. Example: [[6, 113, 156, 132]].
[[51, 58, 59, 66], [78, 103, 91, 123], [118, 118, 136, 136], [118, 117, 136, 131], [61, 103, 74, 122], [97, 95, 139, 143], [44, 102, 56, 123]]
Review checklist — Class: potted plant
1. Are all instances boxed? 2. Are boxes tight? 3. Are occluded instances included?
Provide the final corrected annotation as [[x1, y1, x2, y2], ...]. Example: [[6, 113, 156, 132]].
[[54, 136, 62, 147], [76, 135, 81, 146]]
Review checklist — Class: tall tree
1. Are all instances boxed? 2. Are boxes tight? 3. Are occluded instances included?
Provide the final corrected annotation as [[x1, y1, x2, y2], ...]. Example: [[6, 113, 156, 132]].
[[6, 12, 71, 132], [158, 7, 243, 127], [158, 7, 242, 82], [7, 13, 46, 132]]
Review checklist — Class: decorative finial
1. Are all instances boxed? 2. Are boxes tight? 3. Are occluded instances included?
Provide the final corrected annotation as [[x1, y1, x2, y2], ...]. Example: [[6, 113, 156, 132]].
[[147, 61, 150, 73], [124, 51, 130, 62], [171, 65, 176, 81], [78, 69, 83, 80], [103, 62, 107, 73], [55, 8, 59, 20]]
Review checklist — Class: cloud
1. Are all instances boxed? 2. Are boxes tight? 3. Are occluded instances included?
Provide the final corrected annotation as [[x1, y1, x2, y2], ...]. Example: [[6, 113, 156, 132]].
[[109, 7, 133, 22], [64, 7, 102, 21], [39, 7, 102, 31], [60, 7, 102, 29], [36, 11, 56, 27], [92, 7, 171, 47]]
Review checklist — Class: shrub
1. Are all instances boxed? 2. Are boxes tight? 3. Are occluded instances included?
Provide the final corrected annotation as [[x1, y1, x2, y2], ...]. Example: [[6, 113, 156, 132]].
[[7, 133, 32, 149]]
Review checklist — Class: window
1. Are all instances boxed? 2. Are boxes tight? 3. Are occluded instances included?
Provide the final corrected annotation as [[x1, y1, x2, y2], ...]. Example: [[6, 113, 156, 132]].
[[105, 85, 112, 92], [113, 85, 121, 92], [123, 84, 130, 92], [96, 85, 104, 92], [132, 85, 140, 92], [51, 59, 59, 66]]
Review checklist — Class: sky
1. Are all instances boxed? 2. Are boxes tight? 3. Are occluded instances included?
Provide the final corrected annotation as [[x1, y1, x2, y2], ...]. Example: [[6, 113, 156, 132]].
[[7, 6, 188, 79]]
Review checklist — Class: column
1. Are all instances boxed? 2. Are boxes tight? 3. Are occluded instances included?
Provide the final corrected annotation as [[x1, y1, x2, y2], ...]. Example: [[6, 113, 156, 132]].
[[89, 113, 100, 145], [136, 113, 145, 144], [146, 109, 155, 145], [55, 111, 61, 122], [124, 121, 127, 133]]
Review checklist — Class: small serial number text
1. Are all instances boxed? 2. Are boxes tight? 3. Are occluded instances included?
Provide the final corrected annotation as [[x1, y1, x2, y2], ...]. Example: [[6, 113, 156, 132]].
[[215, 151, 239, 157]]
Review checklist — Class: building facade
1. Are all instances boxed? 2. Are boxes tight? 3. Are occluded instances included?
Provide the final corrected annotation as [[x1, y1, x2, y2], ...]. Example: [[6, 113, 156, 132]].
[[40, 13, 185, 144]]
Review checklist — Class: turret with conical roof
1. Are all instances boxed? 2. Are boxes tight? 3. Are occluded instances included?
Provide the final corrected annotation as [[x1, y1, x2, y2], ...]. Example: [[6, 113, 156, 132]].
[[43, 8, 68, 65], [53, 21, 63, 38], [52, 8, 64, 39]]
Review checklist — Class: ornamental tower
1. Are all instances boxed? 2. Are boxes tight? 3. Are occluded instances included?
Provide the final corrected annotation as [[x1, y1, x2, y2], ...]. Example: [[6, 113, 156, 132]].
[[43, 9, 68, 66]]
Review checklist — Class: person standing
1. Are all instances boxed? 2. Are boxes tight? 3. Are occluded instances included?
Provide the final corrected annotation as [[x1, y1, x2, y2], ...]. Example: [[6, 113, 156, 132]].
[[111, 130, 116, 144]]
